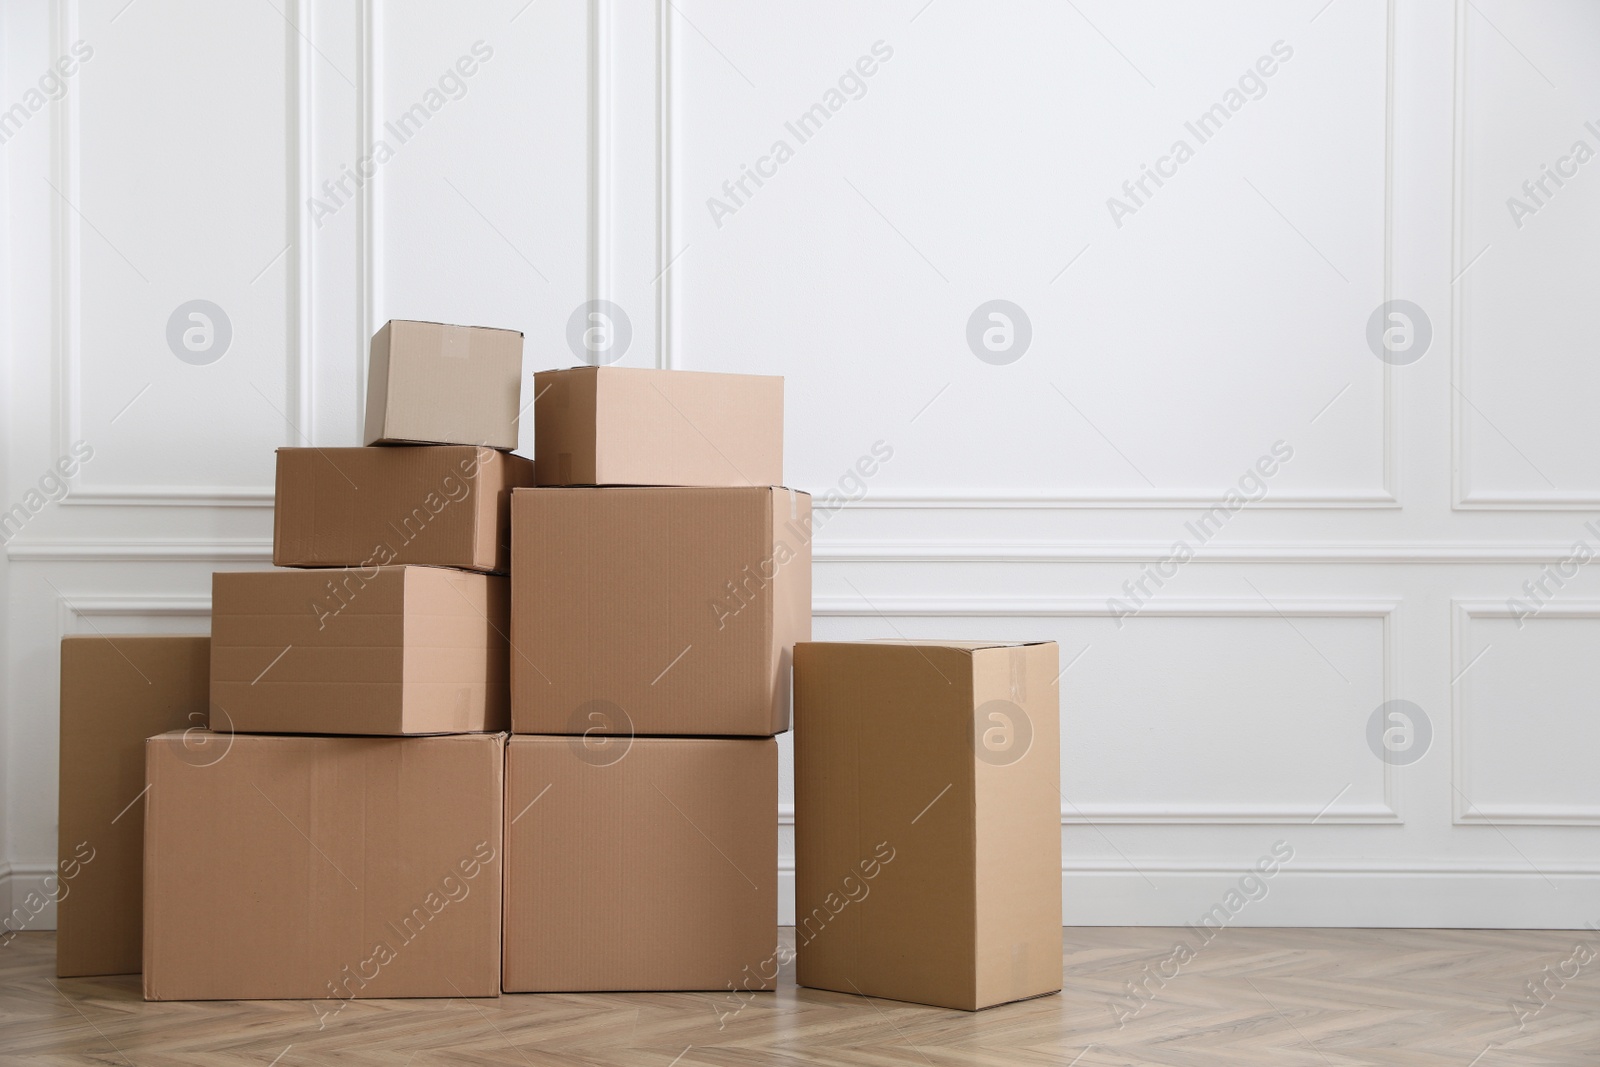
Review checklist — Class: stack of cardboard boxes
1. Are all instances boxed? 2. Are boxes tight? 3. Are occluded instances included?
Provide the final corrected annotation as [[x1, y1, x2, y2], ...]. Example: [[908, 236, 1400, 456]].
[[54, 318, 1060, 1012], [502, 365, 804, 991], [58, 320, 808, 1003], [144, 320, 529, 1001]]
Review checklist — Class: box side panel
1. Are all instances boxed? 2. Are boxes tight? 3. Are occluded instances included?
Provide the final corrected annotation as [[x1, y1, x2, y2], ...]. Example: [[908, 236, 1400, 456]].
[[502, 737, 776, 991], [793, 643, 978, 1010], [400, 569, 510, 734], [473, 450, 537, 572], [767, 490, 812, 734], [972, 643, 1064, 1008], [592, 368, 783, 487], [211, 569, 406, 734], [358, 734, 505, 998], [361, 321, 393, 446], [510, 487, 776, 735], [532, 368, 599, 485], [58, 636, 209, 977]]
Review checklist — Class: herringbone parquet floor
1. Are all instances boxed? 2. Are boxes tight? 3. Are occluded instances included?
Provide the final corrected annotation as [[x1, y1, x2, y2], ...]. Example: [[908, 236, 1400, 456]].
[[5, 927, 1596, 1065]]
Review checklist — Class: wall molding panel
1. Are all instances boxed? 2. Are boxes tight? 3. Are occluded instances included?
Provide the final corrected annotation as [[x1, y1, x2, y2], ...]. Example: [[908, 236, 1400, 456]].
[[814, 595, 1402, 826], [1452, 600, 1600, 826]]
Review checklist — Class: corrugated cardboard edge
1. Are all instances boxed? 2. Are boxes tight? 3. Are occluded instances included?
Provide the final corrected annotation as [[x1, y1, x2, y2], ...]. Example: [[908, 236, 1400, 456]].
[[140, 734, 163, 1000], [472, 447, 499, 571], [971, 642, 1063, 1009], [768, 488, 812, 734], [362, 321, 393, 446], [532, 368, 599, 485]]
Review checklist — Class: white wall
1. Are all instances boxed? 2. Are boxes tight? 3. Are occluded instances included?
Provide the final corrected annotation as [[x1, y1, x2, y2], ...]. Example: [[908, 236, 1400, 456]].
[[4, 0, 1598, 929]]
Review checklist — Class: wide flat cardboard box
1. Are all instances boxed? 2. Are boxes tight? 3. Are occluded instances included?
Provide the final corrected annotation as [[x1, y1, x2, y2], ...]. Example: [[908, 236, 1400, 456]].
[[212, 566, 509, 735], [364, 319, 523, 449], [55, 635, 209, 977], [274, 446, 534, 574], [793, 640, 1062, 1011], [144, 731, 504, 1002], [533, 366, 782, 486], [510, 486, 810, 736], [503, 736, 777, 992]]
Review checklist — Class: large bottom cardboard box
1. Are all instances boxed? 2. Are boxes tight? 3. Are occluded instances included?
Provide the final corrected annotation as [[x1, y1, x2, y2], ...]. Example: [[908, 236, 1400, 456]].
[[144, 731, 504, 1002], [211, 566, 509, 735], [503, 736, 777, 992], [793, 640, 1062, 1011], [54, 635, 209, 977]]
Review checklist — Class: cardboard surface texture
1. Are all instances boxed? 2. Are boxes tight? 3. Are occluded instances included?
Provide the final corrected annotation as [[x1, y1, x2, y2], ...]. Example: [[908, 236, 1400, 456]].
[[533, 366, 782, 487], [273, 446, 534, 574], [55, 636, 209, 978], [793, 640, 1063, 1011], [364, 320, 523, 449], [510, 486, 810, 736], [143, 731, 504, 1002], [502, 736, 777, 992], [211, 567, 509, 736]]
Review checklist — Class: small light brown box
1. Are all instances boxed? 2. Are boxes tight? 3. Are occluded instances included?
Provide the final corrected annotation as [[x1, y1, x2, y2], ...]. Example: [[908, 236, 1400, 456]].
[[532, 366, 782, 487], [56, 635, 209, 978], [143, 731, 504, 1002], [793, 640, 1063, 1011], [364, 320, 524, 449], [509, 486, 810, 736], [502, 736, 777, 992], [211, 567, 509, 736], [273, 446, 535, 574]]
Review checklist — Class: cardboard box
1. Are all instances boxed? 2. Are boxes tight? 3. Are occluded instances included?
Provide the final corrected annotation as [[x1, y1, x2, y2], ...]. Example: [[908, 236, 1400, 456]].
[[510, 486, 810, 736], [364, 319, 524, 449], [502, 736, 777, 992], [532, 366, 782, 487], [144, 731, 504, 1002], [793, 640, 1062, 1011], [273, 446, 535, 574], [54, 635, 209, 977], [211, 566, 509, 736]]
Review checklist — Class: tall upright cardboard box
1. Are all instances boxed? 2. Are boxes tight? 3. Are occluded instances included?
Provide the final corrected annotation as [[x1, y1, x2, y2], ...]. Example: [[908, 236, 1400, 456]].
[[55, 635, 209, 977], [793, 640, 1062, 1011]]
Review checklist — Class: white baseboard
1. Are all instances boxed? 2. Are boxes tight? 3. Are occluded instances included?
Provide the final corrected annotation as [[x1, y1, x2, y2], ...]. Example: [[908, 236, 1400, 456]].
[[1065, 867, 1600, 929], [784, 865, 1600, 929], [9, 862, 1597, 932], [0, 864, 61, 933]]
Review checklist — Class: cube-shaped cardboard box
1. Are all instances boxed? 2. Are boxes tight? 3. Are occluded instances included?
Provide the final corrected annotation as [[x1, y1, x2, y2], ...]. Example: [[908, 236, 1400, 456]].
[[364, 320, 523, 449], [211, 567, 509, 735], [57, 635, 209, 978], [143, 731, 504, 1001], [793, 640, 1062, 1011], [502, 736, 776, 991], [274, 446, 535, 574], [532, 366, 782, 487], [510, 486, 810, 736]]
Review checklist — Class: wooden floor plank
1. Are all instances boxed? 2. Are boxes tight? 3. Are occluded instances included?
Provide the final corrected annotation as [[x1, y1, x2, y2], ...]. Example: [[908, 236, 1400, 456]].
[[3, 928, 1596, 1065]]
